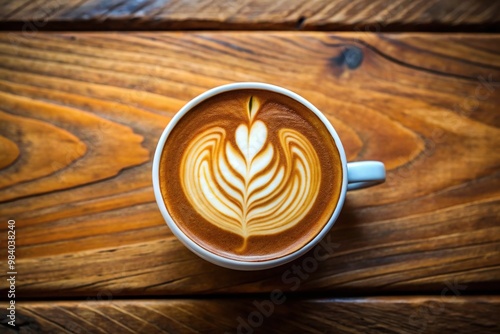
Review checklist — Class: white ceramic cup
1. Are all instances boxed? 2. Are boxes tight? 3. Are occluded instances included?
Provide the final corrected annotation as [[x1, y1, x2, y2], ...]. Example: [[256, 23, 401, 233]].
[[153, 82, 385, 270]]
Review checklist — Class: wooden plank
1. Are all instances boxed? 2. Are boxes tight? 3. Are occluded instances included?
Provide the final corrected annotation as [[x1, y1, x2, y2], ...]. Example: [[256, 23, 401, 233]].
[[0, 32, 499, 297], [1, 297, 499, 333], [0, 0, 498, 31]]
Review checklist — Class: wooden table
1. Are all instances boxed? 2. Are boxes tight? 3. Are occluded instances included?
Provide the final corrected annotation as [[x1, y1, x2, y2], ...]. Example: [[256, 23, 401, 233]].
[[0, 1, 499, 333]]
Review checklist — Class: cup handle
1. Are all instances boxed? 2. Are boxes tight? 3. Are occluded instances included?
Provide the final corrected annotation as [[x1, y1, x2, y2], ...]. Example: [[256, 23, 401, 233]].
[[346, 161, 386, 191]]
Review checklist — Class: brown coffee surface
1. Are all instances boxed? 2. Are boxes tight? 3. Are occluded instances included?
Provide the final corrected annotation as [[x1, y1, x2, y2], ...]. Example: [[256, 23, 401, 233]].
[[159, 89, 342, 261]]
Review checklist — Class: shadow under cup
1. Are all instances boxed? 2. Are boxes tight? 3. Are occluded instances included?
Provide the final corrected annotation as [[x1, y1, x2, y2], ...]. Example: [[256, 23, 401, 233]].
[[153, 83, 348, 270]]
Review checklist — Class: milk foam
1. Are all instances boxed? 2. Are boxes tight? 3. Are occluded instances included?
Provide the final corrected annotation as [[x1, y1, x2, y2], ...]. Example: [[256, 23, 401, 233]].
[[180, 96, 321, 250]]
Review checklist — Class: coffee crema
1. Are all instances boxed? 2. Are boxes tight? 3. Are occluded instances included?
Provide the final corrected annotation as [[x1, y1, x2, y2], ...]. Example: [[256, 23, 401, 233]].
[[159, 89, 342, 261]]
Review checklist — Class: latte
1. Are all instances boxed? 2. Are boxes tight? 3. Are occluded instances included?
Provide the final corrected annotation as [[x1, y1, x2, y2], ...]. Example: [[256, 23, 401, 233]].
[[159, 89, 342, 261]]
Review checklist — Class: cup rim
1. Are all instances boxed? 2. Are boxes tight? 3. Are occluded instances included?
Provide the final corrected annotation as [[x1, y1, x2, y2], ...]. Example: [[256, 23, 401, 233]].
[[152, 82, 348, 270]]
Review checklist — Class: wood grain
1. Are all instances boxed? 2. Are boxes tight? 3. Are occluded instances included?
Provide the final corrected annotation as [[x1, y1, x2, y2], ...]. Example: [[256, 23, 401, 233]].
[[1, 297, 499, 333], [0, 0, 498, 31], [0, 32, 499, 298]]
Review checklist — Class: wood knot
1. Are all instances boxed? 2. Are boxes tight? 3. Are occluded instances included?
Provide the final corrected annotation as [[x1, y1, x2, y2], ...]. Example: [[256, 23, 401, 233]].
[[330, 46, 364, 70]]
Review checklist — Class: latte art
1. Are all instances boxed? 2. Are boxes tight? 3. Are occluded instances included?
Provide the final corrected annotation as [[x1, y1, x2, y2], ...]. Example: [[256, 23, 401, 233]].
[[159, 89, 342, 261], [180, 97, 321, 251]]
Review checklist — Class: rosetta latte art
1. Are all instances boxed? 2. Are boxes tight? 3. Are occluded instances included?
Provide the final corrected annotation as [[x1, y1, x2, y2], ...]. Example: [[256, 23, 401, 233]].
[[180, 96, 321, 251]]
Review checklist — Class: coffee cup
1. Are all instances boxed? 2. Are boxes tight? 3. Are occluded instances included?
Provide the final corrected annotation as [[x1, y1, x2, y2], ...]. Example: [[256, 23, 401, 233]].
[[152, 83, 385, 270]]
